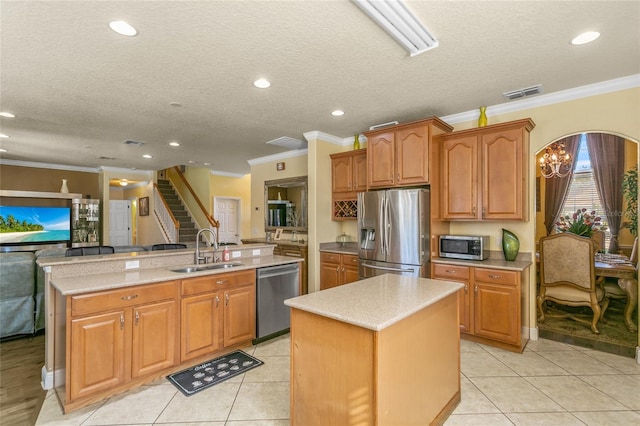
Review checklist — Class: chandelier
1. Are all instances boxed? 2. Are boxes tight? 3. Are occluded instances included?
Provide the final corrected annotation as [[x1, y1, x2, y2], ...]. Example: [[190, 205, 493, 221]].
[[539, 142, 573, 178]]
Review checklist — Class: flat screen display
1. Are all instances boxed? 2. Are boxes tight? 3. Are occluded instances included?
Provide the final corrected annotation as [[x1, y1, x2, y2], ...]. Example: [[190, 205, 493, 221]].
[[0, 205, 71, 246]]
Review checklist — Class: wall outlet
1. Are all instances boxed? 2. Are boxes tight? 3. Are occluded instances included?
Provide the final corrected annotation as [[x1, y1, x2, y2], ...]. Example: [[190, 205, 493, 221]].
[[232, 251, 241, 258], [496, 238, 502, 249], [252, 249, 261, 256], [125, 260, 140, 270]]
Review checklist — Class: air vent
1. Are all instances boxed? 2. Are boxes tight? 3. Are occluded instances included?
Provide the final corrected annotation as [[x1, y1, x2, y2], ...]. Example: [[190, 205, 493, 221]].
[[99, 156, 117, 160], [369, 121, 398, 131], [503, 84, 542, 100], [266, 136, 307, 150], [123, 140, 145, 147]]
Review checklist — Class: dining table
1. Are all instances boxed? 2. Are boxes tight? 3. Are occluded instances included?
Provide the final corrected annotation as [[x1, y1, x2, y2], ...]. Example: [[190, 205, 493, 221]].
[[594, 253, 637, 332]]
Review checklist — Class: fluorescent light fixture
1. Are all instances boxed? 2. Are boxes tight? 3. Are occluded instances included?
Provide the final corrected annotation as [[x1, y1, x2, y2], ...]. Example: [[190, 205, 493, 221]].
[[331, 110, 345, 117], [253, 78, 271, 89], [109, 20, 137, 36], [353, 0, 438, 57], [571, 31, 600, 45], [0, 112, 16, 118]]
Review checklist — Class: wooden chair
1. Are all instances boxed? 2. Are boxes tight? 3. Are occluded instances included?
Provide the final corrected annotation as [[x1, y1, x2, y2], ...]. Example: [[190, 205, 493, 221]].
[[600, 237, 638, 332], [537, 233, 603, 334], [591, 230, 605, 253]]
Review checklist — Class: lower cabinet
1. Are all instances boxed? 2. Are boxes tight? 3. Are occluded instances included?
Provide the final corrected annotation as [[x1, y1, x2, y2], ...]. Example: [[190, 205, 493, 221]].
[[432, 263, 526, 352], [61, 281, 179, 409], [319, 252, 359, 290], [180, 269, 256, 362], [56, 270, 258, 414]]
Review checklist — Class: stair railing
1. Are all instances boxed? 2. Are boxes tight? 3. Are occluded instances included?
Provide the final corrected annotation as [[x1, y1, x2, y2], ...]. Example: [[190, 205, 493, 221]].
[[172, 166, 220, 245], [153, 184, 180, 243]]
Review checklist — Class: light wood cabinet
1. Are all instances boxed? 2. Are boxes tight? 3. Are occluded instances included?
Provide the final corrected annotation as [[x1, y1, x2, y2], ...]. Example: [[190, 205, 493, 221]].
[[319, 252, 359, 290], [61, 280, 179, 409], [330, 149, 367, 220], [432, 263, 526, 351], [364, 117, 453, 189], [180, 269, 256, 362], [440, 118, 534, 221]]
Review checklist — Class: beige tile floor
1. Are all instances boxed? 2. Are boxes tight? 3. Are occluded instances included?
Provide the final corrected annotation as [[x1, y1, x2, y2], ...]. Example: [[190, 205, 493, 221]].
[[36, 335, 640, 425]]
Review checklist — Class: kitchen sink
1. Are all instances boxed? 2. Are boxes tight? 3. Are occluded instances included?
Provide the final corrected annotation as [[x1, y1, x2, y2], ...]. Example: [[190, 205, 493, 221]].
[[170, 262, 243, 273]]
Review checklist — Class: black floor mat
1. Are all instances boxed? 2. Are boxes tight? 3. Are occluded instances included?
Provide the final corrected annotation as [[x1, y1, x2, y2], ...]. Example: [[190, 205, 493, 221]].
[[167, 350, 263, 396]]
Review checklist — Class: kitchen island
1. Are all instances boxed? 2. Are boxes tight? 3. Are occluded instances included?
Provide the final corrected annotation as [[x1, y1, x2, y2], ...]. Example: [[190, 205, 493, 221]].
[[284, 274, 463, 426]]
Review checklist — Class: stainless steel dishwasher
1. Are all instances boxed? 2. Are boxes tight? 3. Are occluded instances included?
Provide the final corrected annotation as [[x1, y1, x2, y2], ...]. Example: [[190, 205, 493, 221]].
[[255, 262, 300, 343]]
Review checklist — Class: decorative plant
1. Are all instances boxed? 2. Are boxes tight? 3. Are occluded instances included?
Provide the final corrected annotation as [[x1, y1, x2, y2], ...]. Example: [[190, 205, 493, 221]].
[[622, 164, 637, 237], [555, 208, 607, 238]]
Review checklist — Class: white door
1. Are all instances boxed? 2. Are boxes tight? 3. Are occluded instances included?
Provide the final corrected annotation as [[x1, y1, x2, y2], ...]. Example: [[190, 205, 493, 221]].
[[214, 197, 240, 244], [109, 200, 132, 245]]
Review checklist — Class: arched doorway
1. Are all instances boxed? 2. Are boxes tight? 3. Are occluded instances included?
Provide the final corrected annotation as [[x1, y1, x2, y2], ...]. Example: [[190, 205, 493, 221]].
[[534, 132, 638, 357]]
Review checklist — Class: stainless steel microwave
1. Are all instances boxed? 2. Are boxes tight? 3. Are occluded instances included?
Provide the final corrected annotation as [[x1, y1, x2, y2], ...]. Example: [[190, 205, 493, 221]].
[[439, 235, 489, 261]]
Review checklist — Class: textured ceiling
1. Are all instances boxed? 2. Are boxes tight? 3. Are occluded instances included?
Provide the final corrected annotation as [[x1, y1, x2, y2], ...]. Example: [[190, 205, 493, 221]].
[[1, 1, 639, 175]]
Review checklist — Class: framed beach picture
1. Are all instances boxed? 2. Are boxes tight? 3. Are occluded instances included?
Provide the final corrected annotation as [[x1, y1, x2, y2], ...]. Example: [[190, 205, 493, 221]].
[[274, 228, 283, 240], [139, 197, 149, 216]]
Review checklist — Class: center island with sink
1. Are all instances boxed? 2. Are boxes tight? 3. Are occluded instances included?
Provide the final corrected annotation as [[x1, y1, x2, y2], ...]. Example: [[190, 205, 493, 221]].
[[39, 243, 302, 413]]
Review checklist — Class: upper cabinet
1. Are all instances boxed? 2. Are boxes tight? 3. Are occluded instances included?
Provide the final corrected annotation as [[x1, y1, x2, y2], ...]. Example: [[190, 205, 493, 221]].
[[364, 117, 453, 189], [440, 118, 535, 221], [330, 148, 367, 220]]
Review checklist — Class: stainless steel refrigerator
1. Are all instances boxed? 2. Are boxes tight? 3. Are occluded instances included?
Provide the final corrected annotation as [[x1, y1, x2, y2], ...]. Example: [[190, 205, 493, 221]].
[[357, 188, 430, 278]]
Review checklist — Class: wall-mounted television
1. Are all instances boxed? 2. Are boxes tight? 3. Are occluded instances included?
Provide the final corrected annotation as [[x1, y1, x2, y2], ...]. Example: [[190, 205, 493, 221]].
[[0, 205, 71, 251]]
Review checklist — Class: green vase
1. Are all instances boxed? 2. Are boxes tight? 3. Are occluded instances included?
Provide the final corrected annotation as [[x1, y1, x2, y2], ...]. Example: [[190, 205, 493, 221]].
[[478, 106, 487, 127], [353, 134, 360, 150], [502, 228, 519, 261]]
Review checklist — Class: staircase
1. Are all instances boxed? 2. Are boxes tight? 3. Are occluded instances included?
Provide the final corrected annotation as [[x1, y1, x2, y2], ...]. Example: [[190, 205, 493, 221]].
[[156, 180, 198, 244]]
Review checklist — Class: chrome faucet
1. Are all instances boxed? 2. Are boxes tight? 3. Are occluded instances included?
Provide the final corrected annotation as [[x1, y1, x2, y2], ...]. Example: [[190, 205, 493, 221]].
[[194, 228, 219, 264]]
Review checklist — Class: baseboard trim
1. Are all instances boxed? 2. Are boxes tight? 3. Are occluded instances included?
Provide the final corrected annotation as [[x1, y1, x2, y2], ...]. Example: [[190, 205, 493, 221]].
[[41, 366, 63, 390]]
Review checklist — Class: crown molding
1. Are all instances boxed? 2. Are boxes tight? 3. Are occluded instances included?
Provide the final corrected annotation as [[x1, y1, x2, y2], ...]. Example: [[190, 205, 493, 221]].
[[247, 148, 308, 166], [0, 158, 100, 173], [210, 170, 246, 178], [441, 74, 640, 125], [303, 131, 344, 145]]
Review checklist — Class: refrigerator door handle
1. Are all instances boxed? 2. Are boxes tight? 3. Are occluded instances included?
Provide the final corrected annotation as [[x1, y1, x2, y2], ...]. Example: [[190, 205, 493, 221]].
[[362, 263, 416, 274], [382, 193, 389, 256]]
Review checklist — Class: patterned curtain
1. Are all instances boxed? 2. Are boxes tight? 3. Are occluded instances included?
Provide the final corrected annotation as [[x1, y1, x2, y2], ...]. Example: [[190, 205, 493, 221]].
[[543, 135, 581, 235], [586, 133, 625, 254]]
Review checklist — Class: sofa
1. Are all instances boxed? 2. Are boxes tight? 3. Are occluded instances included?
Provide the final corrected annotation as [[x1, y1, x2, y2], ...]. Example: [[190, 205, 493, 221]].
[[0, 245, 156, 340]]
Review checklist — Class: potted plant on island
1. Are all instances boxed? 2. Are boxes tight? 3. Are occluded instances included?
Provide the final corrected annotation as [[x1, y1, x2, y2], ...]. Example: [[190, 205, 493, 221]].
[[555, 208, 607, 238]]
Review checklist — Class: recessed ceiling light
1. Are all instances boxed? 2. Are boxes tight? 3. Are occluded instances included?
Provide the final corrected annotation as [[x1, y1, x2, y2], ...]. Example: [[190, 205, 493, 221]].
[[109, 20, 137, 37], [119, 180, 128, 187], [188, 160, 195, 164], [203, 162, 211, 166], [571, 31, 600, 45], [0, 112, 15, 118], [169, 141, 180, 147], [331, 110, 345, 117], [0, 148, 7, 153], [0, 134, 9, 138], [142, 154, 152, 159], [253, 78, 271, 89]]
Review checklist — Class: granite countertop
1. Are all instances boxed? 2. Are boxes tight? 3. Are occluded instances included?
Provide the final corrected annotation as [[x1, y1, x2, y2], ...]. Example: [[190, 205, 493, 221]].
[[431, 256, 532, 272], [51, 255, 302, 296], [318, 242, 358, 255], [284, 275, 463, 331]]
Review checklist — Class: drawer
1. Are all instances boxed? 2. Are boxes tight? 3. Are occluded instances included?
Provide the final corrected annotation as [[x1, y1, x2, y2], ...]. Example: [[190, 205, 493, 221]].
[[181, 270, 255, 296], [474, 268, 518, 286], [432, 264, 470, 280], [343, 254, 359, 266], [320, 252, 341, 264], [71, 281, 178, 317], [281, 249, 303, 258]]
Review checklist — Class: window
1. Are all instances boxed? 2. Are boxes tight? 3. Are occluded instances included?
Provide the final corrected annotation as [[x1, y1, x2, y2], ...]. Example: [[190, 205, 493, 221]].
[[557, 134, 611, 249]]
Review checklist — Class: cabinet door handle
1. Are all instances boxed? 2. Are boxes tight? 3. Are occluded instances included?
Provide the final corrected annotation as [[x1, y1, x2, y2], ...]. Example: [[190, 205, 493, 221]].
[[472, 206, 476, 215], [120, 313, 125, 330], [121, 294, 138, 300], [474, 285, 478, 293], [482, 207, 486, 218], [445, 269, 457, 274], [336, 266, 340, 272], [225, 294, 230, 306], [464, 284, 468, 293], [488, 274, 502, 279], [135, 310, 139, 326], [216, 280, 228, 285], [215, 295, 220, 307]]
